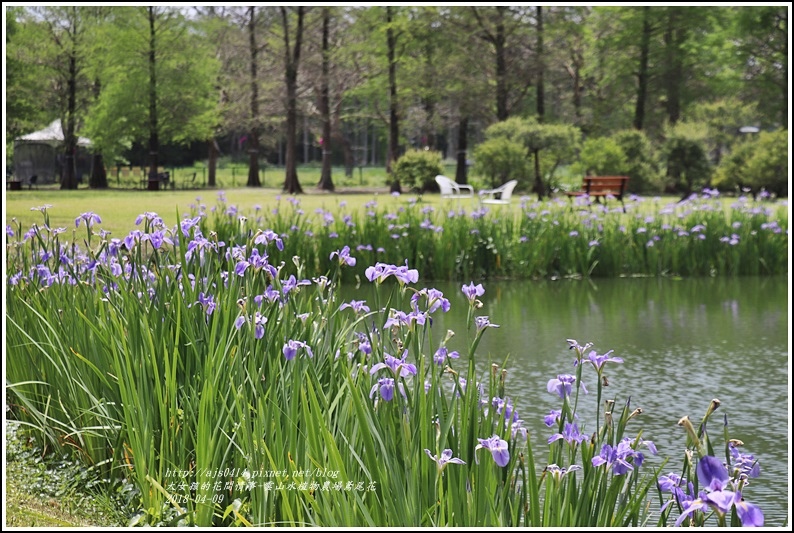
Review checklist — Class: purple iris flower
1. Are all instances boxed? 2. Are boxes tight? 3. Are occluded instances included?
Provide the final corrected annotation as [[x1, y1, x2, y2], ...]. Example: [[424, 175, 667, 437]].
[[282, 275, 311, 296], [369, 377, 403, 402], [355, 333, 372, 355], [339, 300, 370, 314], [330, 246, 356, 267], [424, 449, 465, 471], [591, 442, 634, 475], [282, 340, 313, 360], [123, 230, 143, 252], [195, 292, 216, 315], [728, 443, 761, 479], [491, 396, 519, 423], [254, 229, 284, 251], [392, 261, 419, 285], [475, 435, 510, 467], [75, 211, 102, 228], [674, 456, 764, 527], [234, 313, 267, 340], [547, 374, 587, 399], [546, 464, 582, 481], [364, 263, 389, 284], [474, 316, 499, 333], [411, 288, 451, 314], [544, 409, 562, 427], [370, 351, 417, 378], [548, 422, 586, 445], [180, 216, 202, 237], [135, 211, 163, 227], [462, 282, 485, 303], [580, 349, 624, 372], [433, 346, 460, 366], [146, 229, 173, 250]]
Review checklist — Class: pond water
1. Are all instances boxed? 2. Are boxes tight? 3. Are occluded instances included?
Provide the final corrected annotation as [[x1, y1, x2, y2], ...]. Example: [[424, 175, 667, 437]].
[[343, 276, 790, 526]]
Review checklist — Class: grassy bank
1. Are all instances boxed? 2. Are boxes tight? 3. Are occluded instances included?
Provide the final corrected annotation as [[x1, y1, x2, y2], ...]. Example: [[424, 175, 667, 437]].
[[6, 189, 788, 280], [5, 422, 129, 527]]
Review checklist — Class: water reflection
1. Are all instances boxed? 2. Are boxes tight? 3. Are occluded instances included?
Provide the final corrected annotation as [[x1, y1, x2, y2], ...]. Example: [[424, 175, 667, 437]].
[[342, 276, 789, 525]]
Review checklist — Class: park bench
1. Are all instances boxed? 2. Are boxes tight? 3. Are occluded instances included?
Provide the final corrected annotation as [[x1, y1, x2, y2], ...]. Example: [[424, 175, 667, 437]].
[[566, 176, 629, 212], [142, 171, 172, 191]]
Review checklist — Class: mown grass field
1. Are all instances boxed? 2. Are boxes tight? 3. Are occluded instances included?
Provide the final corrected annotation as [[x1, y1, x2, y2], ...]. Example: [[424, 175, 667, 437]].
[[2, 184, 763, 239]]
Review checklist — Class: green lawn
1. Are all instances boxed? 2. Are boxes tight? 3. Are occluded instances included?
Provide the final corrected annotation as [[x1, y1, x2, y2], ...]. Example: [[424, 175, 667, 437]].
[[4, 183, 754, 240], [4, 186, 514, 237]]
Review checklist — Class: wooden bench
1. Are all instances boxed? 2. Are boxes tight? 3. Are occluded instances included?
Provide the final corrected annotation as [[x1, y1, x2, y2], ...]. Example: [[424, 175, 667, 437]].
[[566, 176, 629, 212]]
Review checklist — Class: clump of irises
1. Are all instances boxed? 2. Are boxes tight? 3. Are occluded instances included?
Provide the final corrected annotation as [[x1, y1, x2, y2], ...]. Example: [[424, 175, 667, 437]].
[[656, 399, 765, 527], [3, 204, 769, 527]]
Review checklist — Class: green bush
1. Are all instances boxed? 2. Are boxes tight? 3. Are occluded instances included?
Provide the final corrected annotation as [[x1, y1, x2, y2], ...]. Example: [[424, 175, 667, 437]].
[[472, 137, 531, 189], [712, 139, 752, 192], [689, 98, 758, 165], [611, 129, 662, 194], [744, 129, 788, 197], [572, 136, 627, 177], [662, 122, 712, 195], [715, 129, 788, 197], [481, 118, 581, 197], [392, 148, 444, 191]]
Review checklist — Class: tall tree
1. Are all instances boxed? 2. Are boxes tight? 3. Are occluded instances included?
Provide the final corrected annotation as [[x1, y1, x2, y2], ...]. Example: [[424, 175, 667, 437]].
[[633, 6, 653, 130], [194, 6, 237, 187], [247, 7, 262, 187], [386, 6, 401, 192], [280, 7, 306, 194], [84, 7, 218, 177], [82, 7, 110, 189], [544, 6, 591, 127], [662, 8, 685, 125], [317, 7, 334, 191], [735, 6, 788, 128], [536, 7, 545, 121], [5, 8, 50, 155], [27, 7, 91, 189]]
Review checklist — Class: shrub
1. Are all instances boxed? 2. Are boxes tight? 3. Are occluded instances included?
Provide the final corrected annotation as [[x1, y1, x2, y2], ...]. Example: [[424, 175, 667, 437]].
[[611, 129, 662, 194], [392, 149, 444, 191], [662, 122, 712, 195], [743, 129, 788, 197], [472, 137, 531, 189], [712, 129, 788, 197], [572, 136, 627, 178], [689, 98, 758, 165], [712, 139, 753, 193], [481, 118, 581, 197]]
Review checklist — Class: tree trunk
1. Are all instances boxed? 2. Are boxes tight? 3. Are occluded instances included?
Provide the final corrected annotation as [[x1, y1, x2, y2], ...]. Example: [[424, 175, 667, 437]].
[[571, 63, 582, 123], [208, 138, 218, 187], [386, 6, 401, 193], [147, 7, 159, 185], [495, 7, 508, 121], [88, 75, 108, 188], [536, 6, 544, 122], [455, 116, 469, 185], [282, 7, 304, 194], [422, 40, 436, 149], [533, 148, 544, 201], [317, 7, 334, 191], [663, 8, 683, 125], [247, 7, 261, 187], [61, 11, 78, 190], [633, 6, 651, 130]]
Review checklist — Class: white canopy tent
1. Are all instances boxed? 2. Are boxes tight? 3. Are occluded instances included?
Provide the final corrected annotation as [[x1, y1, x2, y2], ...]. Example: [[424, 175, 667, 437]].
[[13, 119, 93, 184]]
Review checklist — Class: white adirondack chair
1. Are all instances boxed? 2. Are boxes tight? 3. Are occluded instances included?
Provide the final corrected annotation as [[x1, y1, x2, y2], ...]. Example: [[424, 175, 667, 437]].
[[479, 180, 518, 205], [435, 175, 474, 199]]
